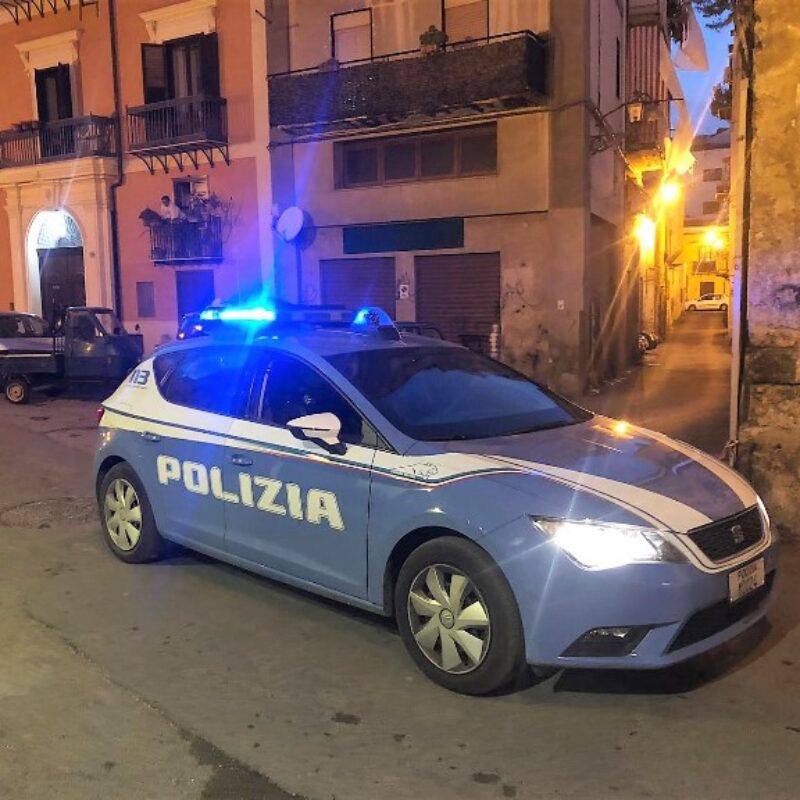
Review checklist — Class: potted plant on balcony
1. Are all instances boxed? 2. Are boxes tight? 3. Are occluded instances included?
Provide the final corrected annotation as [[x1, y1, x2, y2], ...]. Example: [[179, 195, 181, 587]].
[[419, 26, 448, 54]]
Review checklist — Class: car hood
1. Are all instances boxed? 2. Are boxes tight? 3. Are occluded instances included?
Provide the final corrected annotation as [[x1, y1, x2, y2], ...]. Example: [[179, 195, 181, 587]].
[[419, 417, 756, 533]]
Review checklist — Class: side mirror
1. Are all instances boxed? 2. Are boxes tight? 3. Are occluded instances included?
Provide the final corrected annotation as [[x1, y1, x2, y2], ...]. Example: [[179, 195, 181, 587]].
[[286, 412, 346, 454]]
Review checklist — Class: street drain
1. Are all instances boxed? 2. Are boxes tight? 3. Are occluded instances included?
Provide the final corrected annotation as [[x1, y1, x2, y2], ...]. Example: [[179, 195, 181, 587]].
[[0, 497, 96, 528]]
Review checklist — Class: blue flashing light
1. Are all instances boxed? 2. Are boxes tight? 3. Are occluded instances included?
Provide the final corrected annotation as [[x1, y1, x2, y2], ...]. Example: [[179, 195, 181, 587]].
[[218, 307, 277, 323], [199, 306, 276, 324], [352, 306, 393, 329]]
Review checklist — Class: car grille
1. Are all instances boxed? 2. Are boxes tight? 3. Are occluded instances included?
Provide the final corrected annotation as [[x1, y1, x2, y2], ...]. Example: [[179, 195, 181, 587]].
[[667, 571, 775, 653], [687, 506, 764, 563]]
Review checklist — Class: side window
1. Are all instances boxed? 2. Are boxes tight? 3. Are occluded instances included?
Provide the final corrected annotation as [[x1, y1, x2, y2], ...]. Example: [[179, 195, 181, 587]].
[[257, 355, 378, 447], [71, 311, 101, 343], [158, 348, 253, 418]]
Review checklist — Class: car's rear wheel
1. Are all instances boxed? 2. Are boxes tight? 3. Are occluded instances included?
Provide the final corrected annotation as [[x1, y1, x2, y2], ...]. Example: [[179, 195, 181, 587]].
[[98, 463, 166, 563], [395, 537, 525, 695], [720, 303, 728, 311], [5, 376, 31, 404]]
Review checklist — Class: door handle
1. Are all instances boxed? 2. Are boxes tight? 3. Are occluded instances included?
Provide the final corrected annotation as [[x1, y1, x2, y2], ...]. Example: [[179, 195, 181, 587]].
[[230, 454, 253, 467], [140, 431, 162, 443]]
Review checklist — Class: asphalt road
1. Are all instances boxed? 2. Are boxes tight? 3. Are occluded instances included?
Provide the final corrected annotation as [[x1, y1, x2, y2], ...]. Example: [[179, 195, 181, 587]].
[[1, 333, 799, 800], [585, 311, 733, 456]]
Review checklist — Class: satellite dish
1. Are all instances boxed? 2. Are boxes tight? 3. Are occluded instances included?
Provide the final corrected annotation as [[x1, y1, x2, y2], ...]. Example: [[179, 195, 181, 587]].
[[276, 206, 305, 242]]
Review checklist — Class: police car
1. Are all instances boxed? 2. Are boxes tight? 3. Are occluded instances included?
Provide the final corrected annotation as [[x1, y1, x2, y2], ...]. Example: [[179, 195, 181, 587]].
[[94, 306, 778, 695]]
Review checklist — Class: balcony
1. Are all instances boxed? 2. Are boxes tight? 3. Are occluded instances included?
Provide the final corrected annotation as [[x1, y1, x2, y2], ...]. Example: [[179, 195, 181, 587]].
[[269, 31, 548, 136], [147, 218, 223, 265], [0, 115, 115, 169], [127, 95, 229, 173]]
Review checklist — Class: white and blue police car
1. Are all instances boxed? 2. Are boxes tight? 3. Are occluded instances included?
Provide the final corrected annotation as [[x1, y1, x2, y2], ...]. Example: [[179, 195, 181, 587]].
[[94, 305, 778, 694]]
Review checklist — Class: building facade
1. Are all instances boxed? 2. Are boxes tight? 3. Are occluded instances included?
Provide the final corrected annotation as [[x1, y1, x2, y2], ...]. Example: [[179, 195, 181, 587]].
[[683, 128, 730, 304], [0, 0, 273, 351], [0, 0, 661, 395], [267, 0, 632, 395]]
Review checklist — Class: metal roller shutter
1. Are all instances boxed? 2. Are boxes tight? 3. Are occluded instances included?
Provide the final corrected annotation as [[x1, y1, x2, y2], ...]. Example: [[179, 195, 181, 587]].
[[415, 253, 501, 356], [320, 258, 396, 316]]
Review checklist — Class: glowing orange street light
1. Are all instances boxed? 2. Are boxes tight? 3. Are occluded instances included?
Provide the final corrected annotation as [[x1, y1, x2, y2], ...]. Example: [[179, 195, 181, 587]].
[[703, 228, 726, 251], [658, 180, 682, 205], [634, 214, 656, 257]]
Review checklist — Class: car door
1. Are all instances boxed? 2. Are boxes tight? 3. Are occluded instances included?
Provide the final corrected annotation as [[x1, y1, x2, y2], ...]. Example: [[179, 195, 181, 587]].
[[143, 346, 255, 553], [223, 351, 376, 598]]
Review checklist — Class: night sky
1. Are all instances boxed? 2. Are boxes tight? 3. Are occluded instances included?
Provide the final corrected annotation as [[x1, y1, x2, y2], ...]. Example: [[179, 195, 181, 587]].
[[677, 18, 733, 135]]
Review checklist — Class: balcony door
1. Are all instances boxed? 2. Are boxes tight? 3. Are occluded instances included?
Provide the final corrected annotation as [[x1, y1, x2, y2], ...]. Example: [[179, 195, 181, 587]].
[[142, 34, 220, 141], [35, 64, 74, 159]]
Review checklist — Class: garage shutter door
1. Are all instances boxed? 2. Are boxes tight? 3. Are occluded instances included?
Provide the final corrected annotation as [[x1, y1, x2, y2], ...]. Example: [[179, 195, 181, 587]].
[[415, 253, 500, 355], [320, 258, 396, 316]]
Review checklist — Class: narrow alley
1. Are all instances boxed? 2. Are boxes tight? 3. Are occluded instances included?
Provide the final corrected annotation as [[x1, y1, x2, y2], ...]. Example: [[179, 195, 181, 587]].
[[586, 312, 731, 455]]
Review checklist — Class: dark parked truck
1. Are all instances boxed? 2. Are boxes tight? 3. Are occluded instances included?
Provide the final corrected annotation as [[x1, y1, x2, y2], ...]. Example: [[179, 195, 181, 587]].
[[0, 307, 143, 404]]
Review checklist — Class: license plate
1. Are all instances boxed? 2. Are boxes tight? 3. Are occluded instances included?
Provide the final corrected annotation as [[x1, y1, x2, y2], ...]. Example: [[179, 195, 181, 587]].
[[728, 558, 765, 603]]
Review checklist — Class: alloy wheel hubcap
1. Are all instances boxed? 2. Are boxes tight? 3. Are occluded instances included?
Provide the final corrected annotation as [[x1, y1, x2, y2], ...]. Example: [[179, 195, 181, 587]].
[[104, 478, 143, 552], [407, 564, 491, 674], [8, 384, 23, 401]]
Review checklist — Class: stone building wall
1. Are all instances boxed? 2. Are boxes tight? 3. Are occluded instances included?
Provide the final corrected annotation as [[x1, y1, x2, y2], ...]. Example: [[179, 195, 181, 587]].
[[737, 0, 800, 540]]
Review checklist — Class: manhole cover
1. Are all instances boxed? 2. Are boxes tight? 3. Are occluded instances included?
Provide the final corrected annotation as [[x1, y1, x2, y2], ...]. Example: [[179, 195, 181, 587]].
[[0, 497, 96, 528]]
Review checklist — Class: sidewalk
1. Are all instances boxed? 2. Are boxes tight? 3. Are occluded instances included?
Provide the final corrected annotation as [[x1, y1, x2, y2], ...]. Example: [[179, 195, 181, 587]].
[[583, 312, 732, 455]]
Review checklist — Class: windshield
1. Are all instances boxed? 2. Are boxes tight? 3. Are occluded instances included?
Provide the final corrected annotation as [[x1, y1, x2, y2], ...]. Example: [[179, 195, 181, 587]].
[[327, 347, 591, 441], [95, 311, 126, 336]]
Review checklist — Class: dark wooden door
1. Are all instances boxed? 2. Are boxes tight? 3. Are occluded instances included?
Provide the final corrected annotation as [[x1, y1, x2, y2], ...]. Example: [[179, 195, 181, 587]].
[[176, 269, 215, 320], [39, 247, 85, 328]]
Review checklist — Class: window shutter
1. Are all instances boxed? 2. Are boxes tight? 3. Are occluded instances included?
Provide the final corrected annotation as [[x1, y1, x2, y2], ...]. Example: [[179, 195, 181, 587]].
[[141, 43, 167, 104], [55, 64, 73, 119], [34, 70, 50, 122], [200, 33, 220, 97]]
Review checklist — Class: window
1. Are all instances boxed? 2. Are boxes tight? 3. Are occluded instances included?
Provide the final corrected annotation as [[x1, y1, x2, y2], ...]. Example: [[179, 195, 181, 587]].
[[136, 282, 156, 318], [35, 64, 73, 122], [332, 9, 372, 62], [444, 0, 489, 43], [141, 33, 220, 104], [157, 348, 254, 418], [703, 201, 721, 215], [703, 168, 724, 182], [344, 146, 379, 185], [699, 282, 715, 296], [0, 316, 27, 337], [256, 355, 379, 446], [420, 137, 455, 177], [327, 347, 590, 441], [338, 124, 497, 188], [615, 38, 621, 99]]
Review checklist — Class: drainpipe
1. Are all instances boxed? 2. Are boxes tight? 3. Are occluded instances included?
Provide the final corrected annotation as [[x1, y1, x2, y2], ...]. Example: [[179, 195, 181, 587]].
[[107, 0, 125, 319]]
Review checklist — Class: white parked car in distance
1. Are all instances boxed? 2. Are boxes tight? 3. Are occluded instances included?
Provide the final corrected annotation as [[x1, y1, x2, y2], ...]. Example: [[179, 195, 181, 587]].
[[685, 294, 729, 312]]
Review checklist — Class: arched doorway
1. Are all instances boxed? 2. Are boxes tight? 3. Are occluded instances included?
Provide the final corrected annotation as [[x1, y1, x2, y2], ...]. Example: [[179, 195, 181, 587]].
[[26, 209, 85, 326]]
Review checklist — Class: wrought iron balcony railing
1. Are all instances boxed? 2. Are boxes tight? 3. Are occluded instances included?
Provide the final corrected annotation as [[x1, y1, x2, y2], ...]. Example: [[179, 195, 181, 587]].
[[148, 218, 223, 265], [625, 118, 664, 153], [0, 115, 115, 168], [269, 31, 548, 136]]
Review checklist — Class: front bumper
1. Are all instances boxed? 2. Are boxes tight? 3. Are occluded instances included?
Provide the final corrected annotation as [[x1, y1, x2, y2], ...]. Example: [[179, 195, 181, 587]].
[[483, 521, 779, 670]]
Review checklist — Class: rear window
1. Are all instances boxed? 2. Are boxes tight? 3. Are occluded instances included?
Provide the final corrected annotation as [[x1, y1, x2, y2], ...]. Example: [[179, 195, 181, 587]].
[[154, 347, 253, 418]]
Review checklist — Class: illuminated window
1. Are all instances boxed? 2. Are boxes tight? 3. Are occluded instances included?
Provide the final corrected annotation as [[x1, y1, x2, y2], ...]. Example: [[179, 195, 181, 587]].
[[332, 10, 372, 62], [444, 0, 489, 43]]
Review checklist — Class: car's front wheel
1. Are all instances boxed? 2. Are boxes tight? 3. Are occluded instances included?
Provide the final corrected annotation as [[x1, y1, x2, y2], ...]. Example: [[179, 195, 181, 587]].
[[687, 304, 697, 312], [98, 463, 166, 563], [395, 537, 525, 695]]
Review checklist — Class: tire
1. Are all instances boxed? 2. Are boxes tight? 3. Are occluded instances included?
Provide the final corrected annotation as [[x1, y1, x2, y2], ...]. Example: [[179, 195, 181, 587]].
[[720, 303, 728, 312], [395, 537, 525, 695], [5, 376, 31, 404], [98, 463, 166, 564]]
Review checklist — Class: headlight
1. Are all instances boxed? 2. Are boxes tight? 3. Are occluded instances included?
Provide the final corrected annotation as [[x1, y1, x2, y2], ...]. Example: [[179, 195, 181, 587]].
[[533, 518, 686, 570]]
